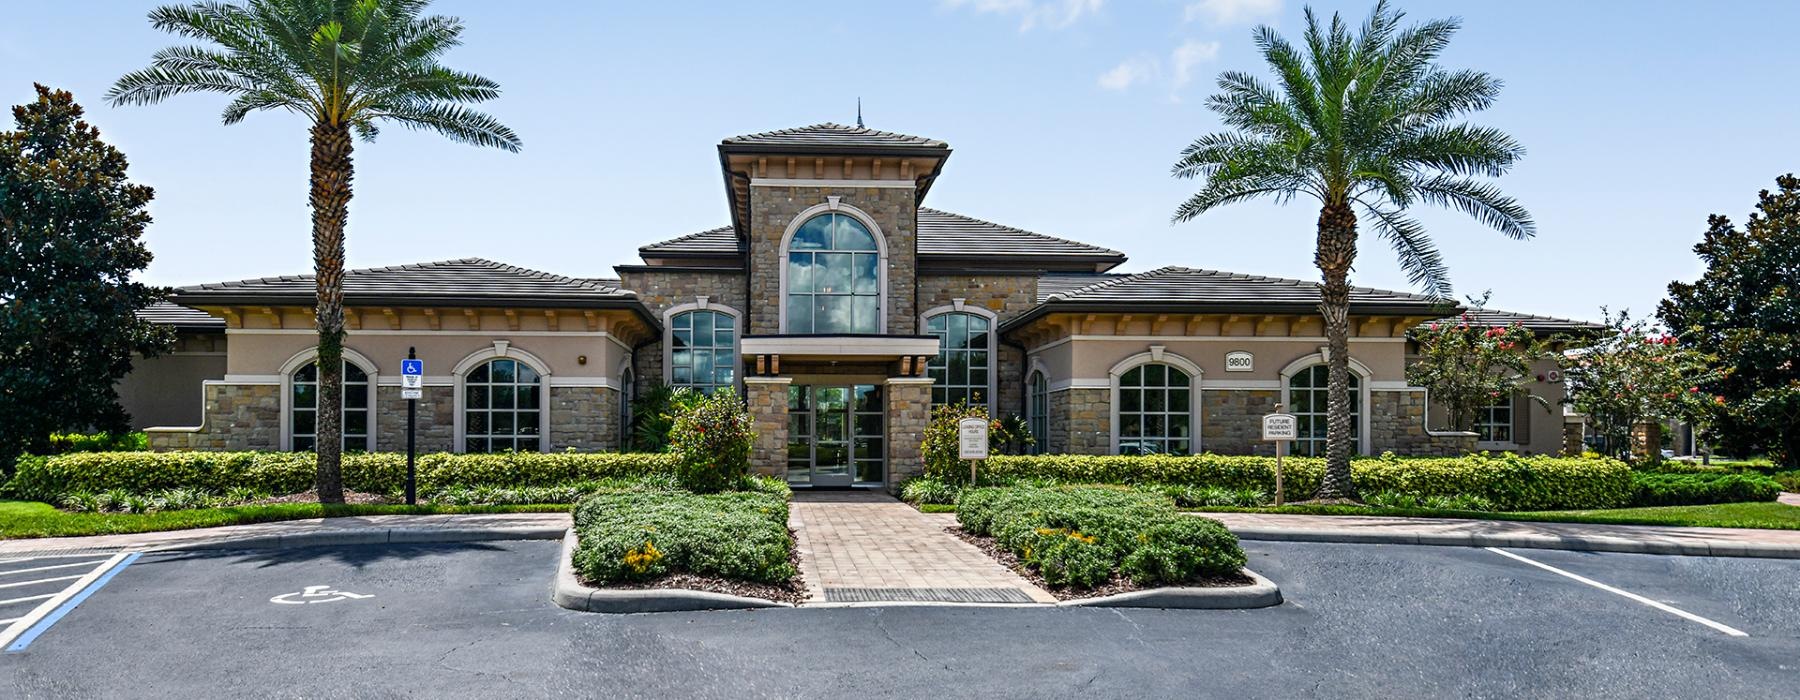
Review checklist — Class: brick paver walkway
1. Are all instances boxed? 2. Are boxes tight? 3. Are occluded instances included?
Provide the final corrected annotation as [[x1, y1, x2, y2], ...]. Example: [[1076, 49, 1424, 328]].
[[789, 491, 1056, 603]]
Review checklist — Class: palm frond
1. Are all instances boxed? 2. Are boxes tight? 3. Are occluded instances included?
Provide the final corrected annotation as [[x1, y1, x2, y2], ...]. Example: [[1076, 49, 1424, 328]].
[[1415, 174, 1537, 240], [370, 102, 521, 151], [1388, 123, 1523, 178], [1356, 199, 1452, 298]]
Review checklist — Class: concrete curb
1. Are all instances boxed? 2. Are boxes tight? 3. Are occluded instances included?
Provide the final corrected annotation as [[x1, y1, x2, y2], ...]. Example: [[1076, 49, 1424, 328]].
[[1229, 527, 1800, 559], [148, 525, 568, 553], [1058, 567, 1282, 609], [551, 530, 793, 614]]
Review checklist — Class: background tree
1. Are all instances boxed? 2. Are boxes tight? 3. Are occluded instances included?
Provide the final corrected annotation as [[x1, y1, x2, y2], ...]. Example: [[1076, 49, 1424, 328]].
[[0, 85, 172, 474], [1659, 175, 1800, 467], [109, 0, 521, 502], [1407, 298, 1553, 433], [1561, 310, 1719, 463], [1172, 1, 1533, 500]]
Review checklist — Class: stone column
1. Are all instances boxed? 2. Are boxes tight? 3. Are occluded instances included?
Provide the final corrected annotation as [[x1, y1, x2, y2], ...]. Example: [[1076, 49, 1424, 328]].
[[885, 377, 934, 493], [744, 377, 792, 479], [548, 386, 621, 452]]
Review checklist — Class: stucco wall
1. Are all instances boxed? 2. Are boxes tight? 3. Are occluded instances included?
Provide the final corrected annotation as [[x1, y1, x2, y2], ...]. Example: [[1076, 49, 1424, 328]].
[[119, 333, 227, 429], [747, 184, 917, 335]]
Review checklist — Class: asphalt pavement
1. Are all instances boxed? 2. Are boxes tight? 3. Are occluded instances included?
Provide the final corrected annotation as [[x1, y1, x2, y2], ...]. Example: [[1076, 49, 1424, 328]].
[[2, 539, 1796, 698]]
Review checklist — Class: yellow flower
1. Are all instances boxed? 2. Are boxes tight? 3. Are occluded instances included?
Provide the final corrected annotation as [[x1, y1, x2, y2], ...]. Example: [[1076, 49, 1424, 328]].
[[622, 540, 663, 574]]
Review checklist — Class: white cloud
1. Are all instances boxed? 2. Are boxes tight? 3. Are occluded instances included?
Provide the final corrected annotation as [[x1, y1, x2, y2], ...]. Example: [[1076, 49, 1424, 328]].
[[1183, 0, 1282, 26], [1097, 55, 1158, 91], [942, 0, 1107, 31], [1170, 39, 1221, 91]]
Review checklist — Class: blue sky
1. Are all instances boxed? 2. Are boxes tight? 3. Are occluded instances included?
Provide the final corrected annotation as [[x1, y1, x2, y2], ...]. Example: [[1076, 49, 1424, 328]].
[[3, 0, 1796, 322]]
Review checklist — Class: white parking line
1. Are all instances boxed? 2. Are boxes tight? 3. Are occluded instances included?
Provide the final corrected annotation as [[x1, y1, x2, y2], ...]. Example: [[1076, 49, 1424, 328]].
[[0, 575, 84, 590], [0, 593, 58, 607], [1486, 547, 1749, 638], [0, 552, 132, 651], [0, 560, 112, 576]]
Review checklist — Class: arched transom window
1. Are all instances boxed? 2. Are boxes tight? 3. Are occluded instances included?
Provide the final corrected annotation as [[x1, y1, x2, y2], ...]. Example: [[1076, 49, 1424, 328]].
[[1027, 370, 1049, 454], [1288, 365, 1360, 457], [291, 361, 371, 452], [464, 358, 542, 453], [925, 312, 991, 407], [1117, 363, 1192, 456], [670, 310, 736, 394], [785, 212, 881, 334]]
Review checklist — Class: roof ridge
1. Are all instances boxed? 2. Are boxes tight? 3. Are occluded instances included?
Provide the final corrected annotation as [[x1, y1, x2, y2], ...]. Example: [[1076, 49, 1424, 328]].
[[1049, 266, 1176, 300], [920, 208, 1124, 256], [641, 225, 736, 249]]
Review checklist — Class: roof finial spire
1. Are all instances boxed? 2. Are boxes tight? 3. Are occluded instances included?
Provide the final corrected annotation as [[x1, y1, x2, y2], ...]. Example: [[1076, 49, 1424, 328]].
[[856, 97, 864, 128]]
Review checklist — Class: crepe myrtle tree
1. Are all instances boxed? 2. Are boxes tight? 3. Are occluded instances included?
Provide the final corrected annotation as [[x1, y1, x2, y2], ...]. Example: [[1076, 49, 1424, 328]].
[[1407, 296, 1555, 433], [1561, 310, 1721, 463], [1172, 1, 1533, 501], [109, 0, 521, 503]]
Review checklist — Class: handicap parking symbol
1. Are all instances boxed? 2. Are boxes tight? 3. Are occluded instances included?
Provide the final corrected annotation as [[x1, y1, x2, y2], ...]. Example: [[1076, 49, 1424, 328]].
[[270, 585, 375, 605]]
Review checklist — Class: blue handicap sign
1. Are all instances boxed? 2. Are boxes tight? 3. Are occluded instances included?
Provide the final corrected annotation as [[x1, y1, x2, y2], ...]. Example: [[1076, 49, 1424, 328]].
[[401, 359, 424, 376]]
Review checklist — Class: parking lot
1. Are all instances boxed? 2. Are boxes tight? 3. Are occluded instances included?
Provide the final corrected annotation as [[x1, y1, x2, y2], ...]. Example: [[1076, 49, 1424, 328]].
[[1, 539, 1796, 698]]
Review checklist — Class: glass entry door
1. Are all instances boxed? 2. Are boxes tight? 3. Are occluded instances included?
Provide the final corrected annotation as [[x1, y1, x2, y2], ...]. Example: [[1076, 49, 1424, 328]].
[[787, 384, 884, 487]]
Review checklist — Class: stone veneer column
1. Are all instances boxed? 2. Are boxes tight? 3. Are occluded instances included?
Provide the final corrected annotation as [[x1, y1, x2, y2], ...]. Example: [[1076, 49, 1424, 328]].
[[147, 383, 281, 452], [1369, 390, 1476, 456], [885, 378, 934, 493], [375, 386, 455, 453], [1061, 387, 1112, 455], [744, 378, 791, 479], [1199, 389, 1280, 456], [548, 386, 621, 452]]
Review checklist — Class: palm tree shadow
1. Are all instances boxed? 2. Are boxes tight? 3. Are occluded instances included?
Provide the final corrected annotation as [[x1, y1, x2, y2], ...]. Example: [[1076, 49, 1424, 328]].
[[149, 542, 514, 570]]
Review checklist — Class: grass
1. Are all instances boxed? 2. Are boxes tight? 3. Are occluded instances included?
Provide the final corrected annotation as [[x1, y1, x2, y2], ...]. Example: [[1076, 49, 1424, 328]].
[[0, 500, 570, 540], [1180, 501, 1800, 530]]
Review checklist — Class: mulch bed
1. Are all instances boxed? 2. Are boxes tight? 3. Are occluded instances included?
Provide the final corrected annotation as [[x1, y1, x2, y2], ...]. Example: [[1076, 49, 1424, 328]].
[[575, 529, 809, 606], [948, 525, 1252, 601], [251, 490, 393, 506]]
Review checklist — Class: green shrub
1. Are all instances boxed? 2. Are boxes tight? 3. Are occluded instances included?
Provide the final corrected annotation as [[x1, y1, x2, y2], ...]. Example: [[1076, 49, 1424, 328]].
[[47, 431, 149, 454], [570, 488, 794, 584], [922, 400, 993, 483], [978, 453, 1632, 511], [1363, 490, 1497, 512], [956, 486, 1246, 588], [1629, 472, 1781, 507], [1773, 471, 1800, 492], [6, 450, 679, 504], [668, 388, 755, 493], [900, 475, 962, 505]]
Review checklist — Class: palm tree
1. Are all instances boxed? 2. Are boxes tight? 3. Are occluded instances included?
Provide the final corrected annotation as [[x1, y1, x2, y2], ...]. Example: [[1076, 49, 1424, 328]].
[[1171, 1, 1532, 501], [110, 0, 521, 503]]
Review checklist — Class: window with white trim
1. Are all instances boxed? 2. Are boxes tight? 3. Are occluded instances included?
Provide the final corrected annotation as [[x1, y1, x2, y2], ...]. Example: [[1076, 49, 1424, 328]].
[[925, 312, 991, 407], [1027, 370, 1048, 454], [291, 361, 371, 452], [1117, 363, 1192, 456], [464, 358, 542, 453], [784, 212, 881, 334], [670, 310, 736, 394], [1476, 395, 1514, 443], [1288, 365, 1360, 457]]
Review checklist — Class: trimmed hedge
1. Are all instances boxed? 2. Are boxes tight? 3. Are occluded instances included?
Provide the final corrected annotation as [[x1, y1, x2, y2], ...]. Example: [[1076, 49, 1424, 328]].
[[571, 487, 794, 584], [956, 486, 1246, 588], [6, 451, 678, 504], [976, 453, 1633, 511], [1630, 472, 1782, 507]]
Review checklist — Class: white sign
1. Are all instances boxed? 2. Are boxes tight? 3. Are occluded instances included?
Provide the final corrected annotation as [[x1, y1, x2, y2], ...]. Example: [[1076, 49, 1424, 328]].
[[401, 374, 423, 389], [1225, 351, 1254, 372], [270, 585, 375, 605], [1261, 413, 1297, 441], [958, 417, 990, 460], [401, 388, 422, 400]]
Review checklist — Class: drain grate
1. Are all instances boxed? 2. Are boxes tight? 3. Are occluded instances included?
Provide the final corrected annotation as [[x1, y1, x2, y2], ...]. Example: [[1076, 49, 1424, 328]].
[[824, 587, 1035, 604]]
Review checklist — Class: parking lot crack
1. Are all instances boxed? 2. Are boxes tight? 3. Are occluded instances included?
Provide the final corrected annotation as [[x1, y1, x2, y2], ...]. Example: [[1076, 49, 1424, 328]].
[[1108, 608, 1149, 648]]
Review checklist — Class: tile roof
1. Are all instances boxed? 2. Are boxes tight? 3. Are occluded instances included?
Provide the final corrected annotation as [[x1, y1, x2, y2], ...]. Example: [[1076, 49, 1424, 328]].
[[1036, 273, 1128, 302], [172, 258, 641, 309], [1006, 266, 1457, 330], [136, 301, 225, 330], [1424, 308, 1607, 335], [720, 123, 948, 152], [638, 209, 1126, 265]]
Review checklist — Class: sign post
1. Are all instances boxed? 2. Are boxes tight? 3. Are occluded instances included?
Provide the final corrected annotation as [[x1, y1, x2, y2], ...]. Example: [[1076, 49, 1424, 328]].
[[401, 351, 424, 506], [958, 417, 990, 486], [1261, 406, 1297, 506]]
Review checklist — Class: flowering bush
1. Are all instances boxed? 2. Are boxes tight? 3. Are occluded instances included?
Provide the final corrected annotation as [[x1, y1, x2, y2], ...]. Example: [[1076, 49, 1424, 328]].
[[1407, 306, 1554, 432], [1561, 310, 1722, 462], [667, 388, 756, 493], [921, 400, 1022, 482]]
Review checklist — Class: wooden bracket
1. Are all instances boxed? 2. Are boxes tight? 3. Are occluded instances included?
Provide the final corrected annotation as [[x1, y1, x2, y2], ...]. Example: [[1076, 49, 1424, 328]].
[[259, 307, 281, 329], [503, 309, 520, 331], [583, 310, 599, 332], [422, 308, 440, 331], [1114, 315, 1134, 334], [381, 307, 399, 330], [544, 309, 559, 331], [462, 308, 479, 330]]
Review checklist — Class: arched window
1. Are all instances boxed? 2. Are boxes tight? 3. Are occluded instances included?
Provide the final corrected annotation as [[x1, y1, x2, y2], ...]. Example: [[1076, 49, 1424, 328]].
[[1288, 365, 1360, 457], [291, 361, 371, 452], [1117, 363, 1192, 456], [464, 358, 543, 453], [925, 311, 991, 407], [1027, 370, 1049, 454], [784, 212, 881, 334], [670, 309, 736, 394]]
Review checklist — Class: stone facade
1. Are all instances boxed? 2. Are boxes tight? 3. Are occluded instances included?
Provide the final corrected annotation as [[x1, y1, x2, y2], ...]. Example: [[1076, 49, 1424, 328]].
[[1200, 389, 1281, 456], [747, 185, 917, 335], [917, 273, 1040, 417], [147, 383, 280, 451], [744, 379, 791, 478], [549, 386, 622, 452], [374, 385, 455, 453], [617, 267, 747, 396], [1048, 388, 1111, 455], [884, 378, 933, 493], [1369, 390, 1477, 456]]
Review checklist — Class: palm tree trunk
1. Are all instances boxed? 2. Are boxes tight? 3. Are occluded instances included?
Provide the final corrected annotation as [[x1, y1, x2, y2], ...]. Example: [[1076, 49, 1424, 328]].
[[309, 121, 352, 504], [1314, 200, 1361, 502]]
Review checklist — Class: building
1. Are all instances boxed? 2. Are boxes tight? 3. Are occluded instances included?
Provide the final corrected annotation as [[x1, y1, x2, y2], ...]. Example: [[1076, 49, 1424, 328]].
[[122, 123, 1598, 491]]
